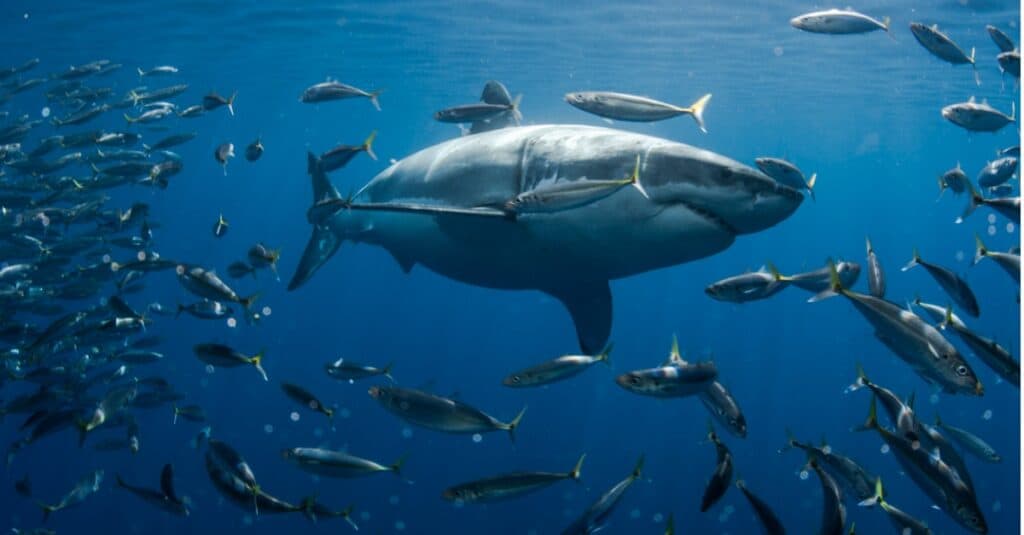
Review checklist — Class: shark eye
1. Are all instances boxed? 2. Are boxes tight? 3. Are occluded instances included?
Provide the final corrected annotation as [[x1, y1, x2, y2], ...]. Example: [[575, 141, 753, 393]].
[[956, 365, 968, 376]]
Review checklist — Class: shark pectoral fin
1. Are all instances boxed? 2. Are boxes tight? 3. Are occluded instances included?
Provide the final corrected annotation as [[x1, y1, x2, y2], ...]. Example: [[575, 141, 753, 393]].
[[387, 248, 415, 274], [546, 281, 612, 354], [287, 225, 342, 291]]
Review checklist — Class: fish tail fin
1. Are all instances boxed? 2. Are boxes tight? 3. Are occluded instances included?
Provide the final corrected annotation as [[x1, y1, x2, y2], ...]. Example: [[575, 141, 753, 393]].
[[854, 394, 879, 432], [362, 130, 378, 161], [37, 501, 57, 522], [973, 233, 988, 265], [956, 180, 983, 224], [807, 259, 842, 302], [382, 362, 395, 381], [858, 477, 884, 508], [779, 427, 798, 453], [240, 293, 260, 311], [765, 261, 788, 282], [369, 90, 382, 111], [597, 343, 613, 365], [900, 247, 921, 271], [341, 505, 359, 531], [846, 362, 868, 393], [806, 172, 817, 201], [569, 453, 586, 481], [628, 154, 649, 199], [136, 67, 145, 77], [939, 306, 954, 331], [227, 91, 237, 116], [687, 93, 712, 133], [123, 113, 136, 124], [251, 349, 268, 382], [883, 17, 897, 42], [630, 454, 645, 480], [172, 405, 179, 425], [390, 453, 408, 476], [506, 406, 527, 442]]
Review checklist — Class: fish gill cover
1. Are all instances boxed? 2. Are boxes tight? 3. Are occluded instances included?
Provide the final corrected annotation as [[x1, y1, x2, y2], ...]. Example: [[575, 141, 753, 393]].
[[0, 1, 1019, 534]]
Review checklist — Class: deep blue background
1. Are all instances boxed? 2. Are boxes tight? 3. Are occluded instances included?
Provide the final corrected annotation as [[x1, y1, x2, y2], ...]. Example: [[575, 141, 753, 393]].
[[0, 1, 1019, 533]]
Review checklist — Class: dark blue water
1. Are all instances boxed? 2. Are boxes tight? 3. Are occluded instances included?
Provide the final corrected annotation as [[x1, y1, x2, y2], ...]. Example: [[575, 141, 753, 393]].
[[0, 1, 1019, 533]]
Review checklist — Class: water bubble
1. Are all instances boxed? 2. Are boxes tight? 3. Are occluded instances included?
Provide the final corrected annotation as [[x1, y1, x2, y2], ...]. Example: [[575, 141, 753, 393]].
[[821, 445, 832, 455], [992, 500, 1002, 512], [204, 365, 215, 374], [175, 265, 185, 275], [982, 409, 993, 420], [401, 427, 413, 439], [653, 513, 664, 523], [389, 495, 400, 505], [929, 393, 939, 405], [24, 13, 29, 19], [261, 306, 272, 316], [40, 106, 50, 118], [798, 470, 809, 481], [880, 444, 890, 454], [1006, 222, 1015, 234], [102, 254, 111, 264], [773, 46, 784, 57], [988, 214, 997, 224], [340, 408, 351, 419], [472, 433, 483, 443], [226, 317, 237, 328], [987, 225, 996, 236], [394, 520, 406, 531], [263, 424, 273, 434], [630, 508, 641, 519], [290, 411, 300, 422], [136, 251, 146, 261]]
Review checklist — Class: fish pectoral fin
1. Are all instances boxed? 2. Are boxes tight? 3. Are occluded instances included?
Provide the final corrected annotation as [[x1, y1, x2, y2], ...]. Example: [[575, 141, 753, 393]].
[[544, 280, 612, 355], [287, 225, 342, 291]]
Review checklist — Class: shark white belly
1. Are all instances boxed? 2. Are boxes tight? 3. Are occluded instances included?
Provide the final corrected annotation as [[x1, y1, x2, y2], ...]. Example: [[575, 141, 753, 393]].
[[290, 125, 802, 352]]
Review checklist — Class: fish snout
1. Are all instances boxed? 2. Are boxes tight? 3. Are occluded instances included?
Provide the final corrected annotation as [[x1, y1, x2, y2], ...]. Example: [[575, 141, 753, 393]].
[[367, 386, 381, 399]]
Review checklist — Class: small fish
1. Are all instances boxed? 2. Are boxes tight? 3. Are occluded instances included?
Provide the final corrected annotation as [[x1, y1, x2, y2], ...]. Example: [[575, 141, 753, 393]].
[[615, 337, 717, 398], [790, 9, 890, 35], [505, 155, 648, 214], [193, 343, 267, 381], [565, 91, 711, 132], [177, 265, 258, 310], [37, 469, 104, 522], [755, 157, 817, 200], [699, 380, 747, 438], [177, 105, 204, 118], [973, 233, 1020, 284], [934, 414, 1000, 463], [503, 344, 612, 387], [202, 90, 237, 115], [178, 299, 234, 320], [368, 385, 526, 441], [858, 478, 933, 535], [214, 143, 234, 175], [212, 214, 228, 238], [805, 456, 846, 535], [137, 66, 178, 77], [940, 307, 1020, 388], [148, 132, 196, 151], [300, 80, 381, 109], [999, 50, 1021, 78], [280, 382, 334, 423], [736, 480, 785, 534], [315, 130, 378, 172], [705, 264, 788, 303], [938, 163, 968, 198], [325, 358, 393, 381], [782, 430, 876, 502], [786, 260, 861, 294], [909, 23, 978, 84], [957, 180, 1020, 225], [561, 455, 643, 535], [172, 404, 206, 424], [976, 156, 1018, 188], [245, 137, 263, 161], [282, 447, 404, 478], [865, 236, 885, 298], [435, 95, 522, 125], [115, 464, 189, 516], [247, 242, 281, 276], [942, 97, 1015, 133], [901, 248, 980, 317], [998, 145, 1020, 158], [700, 424, 733, 512], [443, 454, 585, 503], [987, 25, 1016, 53], [124, 107, 173, 124]]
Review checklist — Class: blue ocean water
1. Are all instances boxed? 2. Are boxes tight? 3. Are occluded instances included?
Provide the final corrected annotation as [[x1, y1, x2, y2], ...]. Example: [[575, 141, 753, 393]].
[[0, 1, 1020, 534]]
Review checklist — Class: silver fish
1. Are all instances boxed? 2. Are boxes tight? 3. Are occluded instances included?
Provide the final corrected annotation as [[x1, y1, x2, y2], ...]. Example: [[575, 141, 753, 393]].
[[503, 345, 611, 387], [565, 91, 711, 132], [755, 157, 817, 200], [901, 248, 979, 317], [442, 454, 585, 503], [300, 80, 380, 110], [561, 456, 643, 535], [368, 385, 526, 441], [934, 414, 1001, 463], [282, 447, 404, 478], [790, 9, 890, 35], [942, 97, 1015, 132], [865, 236, 885, 298]]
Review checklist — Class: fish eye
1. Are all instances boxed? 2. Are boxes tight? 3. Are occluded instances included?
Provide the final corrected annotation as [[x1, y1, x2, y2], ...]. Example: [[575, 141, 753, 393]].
[[511, 376, 520, 383], [956, 365, 968, 376], [629, 376, 641, 385]]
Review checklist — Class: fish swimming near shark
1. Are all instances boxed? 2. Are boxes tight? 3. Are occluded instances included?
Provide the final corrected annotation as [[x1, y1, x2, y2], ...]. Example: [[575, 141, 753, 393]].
[[288, 125, 803, 353]]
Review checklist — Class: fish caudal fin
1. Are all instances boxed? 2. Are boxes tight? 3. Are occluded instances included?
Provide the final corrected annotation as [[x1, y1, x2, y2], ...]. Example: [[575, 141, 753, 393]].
[[569, 453, 586, 481], [858, 477, 885, 508], [369, 90, 382, 111], [806, 173, 817, 201], [807, 260, 843, 302], [227, 91, 237, 116], [900, 247, 921, 272], [597, 343, 613, 365], [687, 93, 712, 133], [362, 130, 378, 161], [956, 180, 983, 224], [37, 501, 58, 522], [251, 350, 268, 382], [627, 155, 648, 199], [630, 454, 645, 480], [390, 453, 408, 476], [854, 395, 879, 433], [506, 406, 527, 442], [973, 233, 988, 265]]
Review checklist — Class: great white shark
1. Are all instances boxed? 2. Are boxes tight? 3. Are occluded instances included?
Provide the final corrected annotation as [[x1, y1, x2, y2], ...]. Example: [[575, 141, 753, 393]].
[[289, 125, 803, 353]]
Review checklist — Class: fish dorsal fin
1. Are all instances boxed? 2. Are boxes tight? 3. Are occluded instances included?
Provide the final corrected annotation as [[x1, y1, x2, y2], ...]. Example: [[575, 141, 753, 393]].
[[931, 24, 939, 31], [968, 96, 976, 103]]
